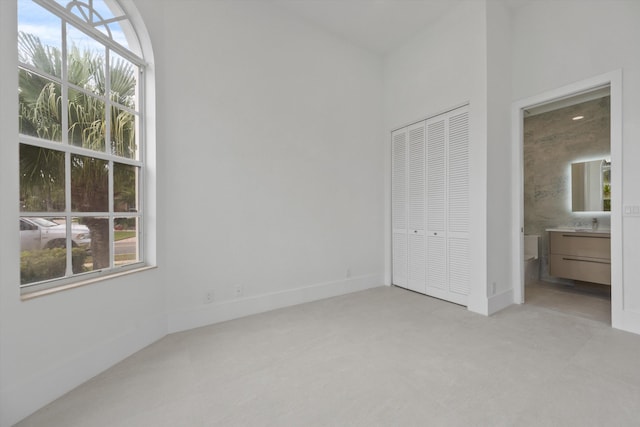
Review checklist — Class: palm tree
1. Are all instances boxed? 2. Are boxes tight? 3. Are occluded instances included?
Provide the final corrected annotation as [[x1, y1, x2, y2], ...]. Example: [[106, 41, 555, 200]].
[[19, 31, 137, 270]]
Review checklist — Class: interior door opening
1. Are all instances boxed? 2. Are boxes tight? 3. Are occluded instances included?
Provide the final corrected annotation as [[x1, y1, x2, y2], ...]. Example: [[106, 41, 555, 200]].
[[512, 71, 622, 328], [522, 87, 611, 323]]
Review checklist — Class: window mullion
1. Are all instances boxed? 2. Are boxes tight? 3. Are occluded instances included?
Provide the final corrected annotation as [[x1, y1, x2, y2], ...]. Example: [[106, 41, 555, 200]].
[[106, 47, 115, 269], [18, 135, 143, 167], [64, 152, 73, 277], [105, 48, 112, 156], [61, 20, 68, 146], [89, 0, 94, 24], [109, 168, 116, 268], [17, 63, 63, 86], [61, 20, 74, 277], [109, 161, 114, 269]]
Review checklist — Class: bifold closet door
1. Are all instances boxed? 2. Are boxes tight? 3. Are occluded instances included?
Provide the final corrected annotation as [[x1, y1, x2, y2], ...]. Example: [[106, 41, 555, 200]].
[[391, 122, 426, 293], [407, 122, 426, 292], [426, 118, 447, 294], [425, 106, 470, 306], [446, 110, 471, 300], [392, 128, 408, 288]]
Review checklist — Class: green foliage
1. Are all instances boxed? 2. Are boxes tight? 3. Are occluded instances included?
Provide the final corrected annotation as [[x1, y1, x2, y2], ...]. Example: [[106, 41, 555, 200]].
[[20, 248, 88, 285], [18, 32, 62, 77], [114, 164, 137, 211], [19, 31, 139, 270], [18, 30, 138, 161], [19, 144, 65, 211], [114, 230, 136, 241], [18, 68, 63, 140]]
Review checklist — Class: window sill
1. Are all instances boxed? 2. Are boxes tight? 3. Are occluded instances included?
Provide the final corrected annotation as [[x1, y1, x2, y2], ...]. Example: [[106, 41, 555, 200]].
[[21, 265, 157, 301]]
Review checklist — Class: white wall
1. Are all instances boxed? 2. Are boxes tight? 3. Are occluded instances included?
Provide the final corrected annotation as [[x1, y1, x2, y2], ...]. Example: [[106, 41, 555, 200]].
[[511, 0, 640, 333], [383, 1, 490, 314], [0, 1, 167, 425], [148, 0, 385, 331], [485, 0, 513, 310]]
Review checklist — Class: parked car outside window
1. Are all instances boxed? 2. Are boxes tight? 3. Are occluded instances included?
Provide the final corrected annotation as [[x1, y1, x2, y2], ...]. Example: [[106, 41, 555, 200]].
[[20, 218, 91, 252]]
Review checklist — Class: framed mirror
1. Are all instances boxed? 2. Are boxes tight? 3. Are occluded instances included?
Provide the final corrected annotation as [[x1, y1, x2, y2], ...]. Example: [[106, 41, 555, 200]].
[[571, 159, 611, 212]]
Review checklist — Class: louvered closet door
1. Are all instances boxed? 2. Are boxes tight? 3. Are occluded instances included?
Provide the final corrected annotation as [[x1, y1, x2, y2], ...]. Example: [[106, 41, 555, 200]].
[[392, 128, 408, 287], [406, 122, 426, 293], [425, 106, 470, 306], [447, 109, 470, 303], [426, 118, 447, 294]]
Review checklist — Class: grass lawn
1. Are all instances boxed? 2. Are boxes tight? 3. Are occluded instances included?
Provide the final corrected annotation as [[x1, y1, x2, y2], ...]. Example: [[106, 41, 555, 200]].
[[114, 230, 136, 241]]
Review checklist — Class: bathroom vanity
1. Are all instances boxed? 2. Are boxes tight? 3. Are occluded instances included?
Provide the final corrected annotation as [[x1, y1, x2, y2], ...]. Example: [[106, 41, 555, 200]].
[[547, 229, 611, 285]]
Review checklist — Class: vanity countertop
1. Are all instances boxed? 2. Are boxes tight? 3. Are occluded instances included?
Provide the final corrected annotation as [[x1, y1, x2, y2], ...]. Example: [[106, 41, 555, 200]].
[[545, 227, 611, 235]]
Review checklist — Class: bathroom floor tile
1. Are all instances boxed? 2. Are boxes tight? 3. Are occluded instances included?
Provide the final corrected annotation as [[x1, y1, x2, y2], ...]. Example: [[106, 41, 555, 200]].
[[525, 280, 611, 324]]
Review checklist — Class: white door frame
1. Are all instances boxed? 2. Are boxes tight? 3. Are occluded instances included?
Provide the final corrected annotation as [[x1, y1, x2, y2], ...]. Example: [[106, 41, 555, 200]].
[[511, 70, 623, 327]]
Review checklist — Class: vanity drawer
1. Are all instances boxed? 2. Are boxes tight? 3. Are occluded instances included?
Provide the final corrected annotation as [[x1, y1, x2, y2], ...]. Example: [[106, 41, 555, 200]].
[[549, 254, 611, 285], [549, 232, 610, 259]]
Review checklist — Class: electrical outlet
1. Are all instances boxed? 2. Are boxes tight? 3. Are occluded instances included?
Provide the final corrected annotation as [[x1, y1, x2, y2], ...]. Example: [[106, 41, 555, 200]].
[[234, 284, 244, 298], [346, 268, 351, 278], [204, 291, 214, 304]]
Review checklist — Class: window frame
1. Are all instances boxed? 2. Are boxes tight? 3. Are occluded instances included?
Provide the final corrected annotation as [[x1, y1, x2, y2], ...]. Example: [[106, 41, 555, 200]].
[[18, 0, 149, 295]]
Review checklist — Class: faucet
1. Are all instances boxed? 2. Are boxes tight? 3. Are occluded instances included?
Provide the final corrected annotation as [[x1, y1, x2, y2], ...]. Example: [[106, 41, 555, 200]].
[[592, 217, 598, 230]]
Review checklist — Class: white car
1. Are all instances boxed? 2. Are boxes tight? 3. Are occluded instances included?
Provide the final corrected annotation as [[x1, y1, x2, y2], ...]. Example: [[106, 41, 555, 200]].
[[20, 217, 91, 251]]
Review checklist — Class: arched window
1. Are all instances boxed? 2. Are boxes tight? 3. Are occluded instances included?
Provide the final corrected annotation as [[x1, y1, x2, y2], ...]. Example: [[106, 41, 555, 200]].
[[18, 0, 150, 292]]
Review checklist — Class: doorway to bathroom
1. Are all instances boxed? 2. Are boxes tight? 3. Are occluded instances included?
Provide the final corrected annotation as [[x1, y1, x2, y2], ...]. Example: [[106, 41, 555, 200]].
[[512, 71, 623, 327]]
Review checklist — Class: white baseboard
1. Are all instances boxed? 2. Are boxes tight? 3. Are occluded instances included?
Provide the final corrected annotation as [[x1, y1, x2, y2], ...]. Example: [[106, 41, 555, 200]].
[[488, 288, 514, 315], [167, 274, 383, 333], [1, 314, 167, 427]]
